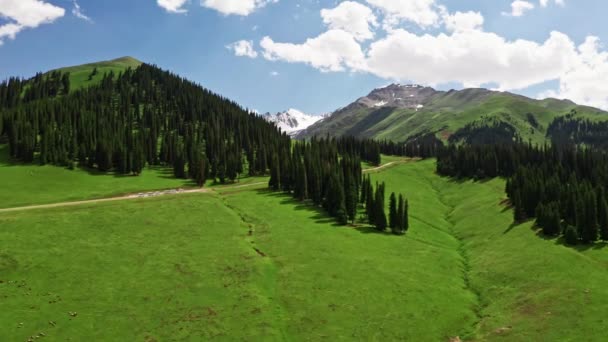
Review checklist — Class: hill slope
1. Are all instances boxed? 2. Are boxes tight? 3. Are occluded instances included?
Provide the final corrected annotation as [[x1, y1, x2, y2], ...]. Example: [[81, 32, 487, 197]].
[[50, 56, 143, 91], [3, 160, 608, 340], [299, 84, 607, 144]]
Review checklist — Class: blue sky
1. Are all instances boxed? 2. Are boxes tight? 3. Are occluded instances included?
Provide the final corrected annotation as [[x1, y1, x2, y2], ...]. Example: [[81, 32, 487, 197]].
[[1, 0, 607, 114]]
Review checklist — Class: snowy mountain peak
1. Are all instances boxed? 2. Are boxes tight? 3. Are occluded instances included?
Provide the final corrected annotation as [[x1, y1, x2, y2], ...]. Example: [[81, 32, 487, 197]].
[[264, 109, 327, 136]]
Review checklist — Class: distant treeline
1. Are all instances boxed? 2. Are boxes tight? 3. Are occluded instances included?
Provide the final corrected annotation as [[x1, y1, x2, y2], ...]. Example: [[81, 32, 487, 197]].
[[547, 114, 608, 149], [437, 143, 608, 245], [0, 64, 289, 186]]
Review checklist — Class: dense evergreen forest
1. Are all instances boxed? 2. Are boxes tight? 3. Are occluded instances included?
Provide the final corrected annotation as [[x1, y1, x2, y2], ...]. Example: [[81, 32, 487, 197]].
[[437, 143, 608, 245], [0, 64, 290, 186], [547, 113, 608, 149]]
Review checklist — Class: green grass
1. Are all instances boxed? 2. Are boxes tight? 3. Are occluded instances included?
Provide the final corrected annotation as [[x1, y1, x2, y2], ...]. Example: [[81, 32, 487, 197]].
[[3, 159, 608, 340], [0, 193, 281, 340], [51, 56, 142, 91], [0, 144, 194, 209]]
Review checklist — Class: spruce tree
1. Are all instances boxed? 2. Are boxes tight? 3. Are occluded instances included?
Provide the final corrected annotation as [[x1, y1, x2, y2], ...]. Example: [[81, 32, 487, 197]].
[[389, 192, 397, 230], [374, 183, 387, 231], [395, 194, 405, 235]]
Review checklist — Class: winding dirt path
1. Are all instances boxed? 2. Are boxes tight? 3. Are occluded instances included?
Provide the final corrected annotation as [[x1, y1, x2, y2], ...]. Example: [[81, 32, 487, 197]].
[[0, 182, 267, 213], [1, 158, 412, 214]]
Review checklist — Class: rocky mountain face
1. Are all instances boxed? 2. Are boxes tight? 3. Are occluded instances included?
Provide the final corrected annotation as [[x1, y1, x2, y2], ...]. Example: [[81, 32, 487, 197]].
[[263, 109, 327, 136], [355, 84, 439, 110]]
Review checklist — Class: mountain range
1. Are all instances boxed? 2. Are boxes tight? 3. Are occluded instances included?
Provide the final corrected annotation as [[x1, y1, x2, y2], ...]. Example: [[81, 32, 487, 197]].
[[298, 83, 607, 144], [46, 57, 608, 145]]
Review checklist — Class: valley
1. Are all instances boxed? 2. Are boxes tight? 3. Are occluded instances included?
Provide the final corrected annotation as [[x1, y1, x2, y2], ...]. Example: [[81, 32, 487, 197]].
[[3, 57, 608, 341], [5, 0, 608, 340], [3, 159, 608, 340]]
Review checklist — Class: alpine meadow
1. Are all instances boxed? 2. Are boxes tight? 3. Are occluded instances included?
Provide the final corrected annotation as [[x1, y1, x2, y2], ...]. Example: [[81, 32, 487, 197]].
[[3, 0, 608, 341]]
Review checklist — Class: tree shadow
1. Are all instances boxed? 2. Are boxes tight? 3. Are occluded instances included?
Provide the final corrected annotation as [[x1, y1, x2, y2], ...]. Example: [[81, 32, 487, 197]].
[[503, 218, 534, 234], [253, 189, 352, 228]]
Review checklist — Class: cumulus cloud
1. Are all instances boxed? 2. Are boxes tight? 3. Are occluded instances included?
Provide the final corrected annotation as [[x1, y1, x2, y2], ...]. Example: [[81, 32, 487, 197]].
[[261, 29, 365, 72], [0, 0, 65, 45], [365, 30, 576, 90], [366, 0, 440, 29], [202, 0, 278, 16], [539, 37, 608, 109], [226, 40, 258, 58], [443, 11, 484, 32], [540, 0, 565, 7], [157, 0, 188, 13], [238, 0, 608, 109], [72, 1, 92, 23], [504, 1, 535, 17], [320, 1, 377, 41]]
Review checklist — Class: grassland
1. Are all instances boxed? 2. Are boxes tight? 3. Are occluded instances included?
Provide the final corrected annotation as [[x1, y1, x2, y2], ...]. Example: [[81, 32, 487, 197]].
[[0, 144, 194, 209], [51, 56, 142, 91], [2, 159, 608, 340]]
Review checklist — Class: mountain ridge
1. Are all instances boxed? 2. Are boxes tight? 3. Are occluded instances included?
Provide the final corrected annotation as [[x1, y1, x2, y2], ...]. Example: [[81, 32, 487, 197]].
[[298, 83, 608, 144]]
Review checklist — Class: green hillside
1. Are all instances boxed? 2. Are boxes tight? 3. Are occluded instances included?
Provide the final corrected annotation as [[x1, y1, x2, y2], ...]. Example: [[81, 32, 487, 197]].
[[3, 160, 608, 340], [301, 88, 608, 145], [50, 56, 142, 91]]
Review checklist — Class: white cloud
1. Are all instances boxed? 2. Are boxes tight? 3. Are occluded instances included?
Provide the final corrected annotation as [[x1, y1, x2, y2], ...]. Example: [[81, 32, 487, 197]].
[[539, 37, 608, 109], [540, 0, 565, 7], [244, 0, 608, 110], [202, 0, 277, 16], [364, 29, 575, 90], [443, 11, 484, 32], [366, 0, 440, 29], [0, 0, 65, 45], [157, 0, 188, 13], [260, 29, 365, 72], [504, 1, 535, 17], [270, 71, 279, 76], [320, 1, 377, 42], [227, 40, 258, 58], [72, 1, 92, 23]]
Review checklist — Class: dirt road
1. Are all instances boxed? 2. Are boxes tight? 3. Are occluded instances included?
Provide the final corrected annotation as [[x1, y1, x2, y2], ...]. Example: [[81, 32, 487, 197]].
[[0, 182, 267, 213], [1, 159, 412, 214]]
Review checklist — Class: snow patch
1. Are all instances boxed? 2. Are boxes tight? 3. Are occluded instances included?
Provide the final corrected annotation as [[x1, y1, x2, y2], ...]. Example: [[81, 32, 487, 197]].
[[374, 100, 388, 107], [264, 108, 325, 136]]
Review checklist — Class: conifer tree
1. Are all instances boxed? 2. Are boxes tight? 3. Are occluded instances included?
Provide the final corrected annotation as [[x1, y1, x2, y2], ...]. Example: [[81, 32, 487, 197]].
[[396, 195, 405, 234], [389, 192, 397, 230], [374, 183, 387, 231]]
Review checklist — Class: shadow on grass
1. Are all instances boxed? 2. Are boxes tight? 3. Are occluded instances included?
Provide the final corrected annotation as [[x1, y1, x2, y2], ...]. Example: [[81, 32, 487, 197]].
[[254, 189, 342, 227], [252, 189, 406, 236], [506, 218, 608, 250]]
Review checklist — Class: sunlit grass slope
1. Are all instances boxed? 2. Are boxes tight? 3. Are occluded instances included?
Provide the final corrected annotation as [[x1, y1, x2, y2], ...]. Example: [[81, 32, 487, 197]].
[[2, 160, 608, 340]]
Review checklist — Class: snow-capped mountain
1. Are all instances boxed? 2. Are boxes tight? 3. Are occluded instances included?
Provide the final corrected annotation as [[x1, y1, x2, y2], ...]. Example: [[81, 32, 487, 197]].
[[264, 109, 327, 136]]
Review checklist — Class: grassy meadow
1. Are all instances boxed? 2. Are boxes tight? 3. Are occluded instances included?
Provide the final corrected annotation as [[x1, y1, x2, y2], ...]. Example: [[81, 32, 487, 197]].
[[0, 144, 193, 209], [54, 56, 142, 91], [2, 159, 608, 340]]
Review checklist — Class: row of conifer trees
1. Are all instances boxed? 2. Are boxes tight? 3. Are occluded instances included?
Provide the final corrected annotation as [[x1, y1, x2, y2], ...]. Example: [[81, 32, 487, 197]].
[[268, 138, 410, 232]]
